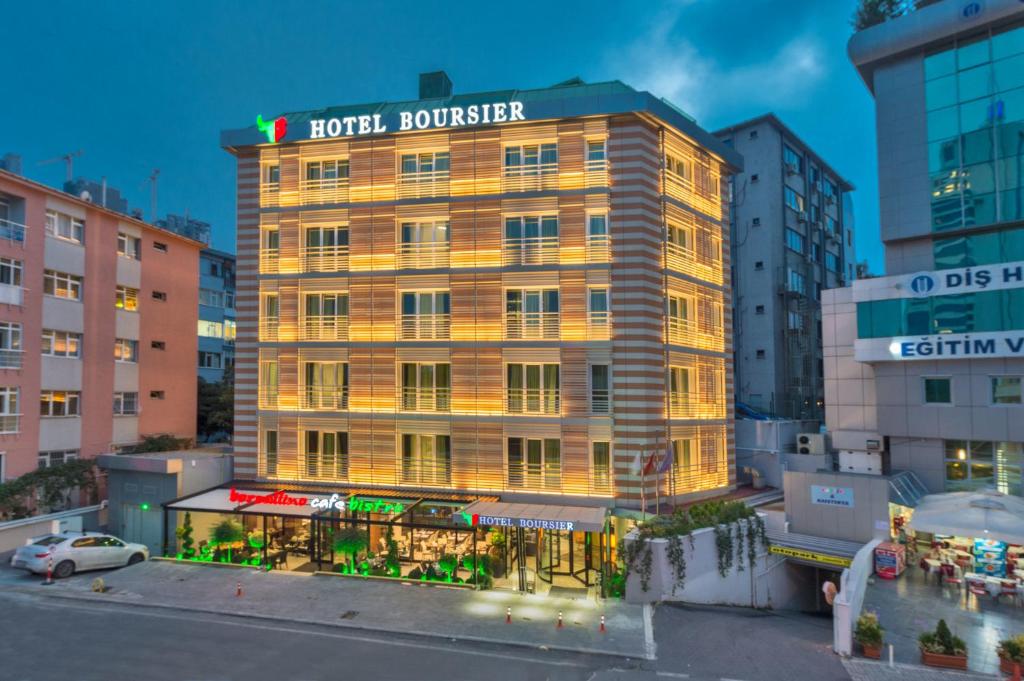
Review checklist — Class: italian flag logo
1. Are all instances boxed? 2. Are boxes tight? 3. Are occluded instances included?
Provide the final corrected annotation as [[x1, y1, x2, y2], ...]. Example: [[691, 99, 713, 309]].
[[459, 511, 479, 527], [256, 114, 287, 143]]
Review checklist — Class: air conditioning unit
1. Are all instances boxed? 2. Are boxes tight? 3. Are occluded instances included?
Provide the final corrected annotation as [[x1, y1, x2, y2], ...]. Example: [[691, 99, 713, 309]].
[[796, 432, 825, 455]]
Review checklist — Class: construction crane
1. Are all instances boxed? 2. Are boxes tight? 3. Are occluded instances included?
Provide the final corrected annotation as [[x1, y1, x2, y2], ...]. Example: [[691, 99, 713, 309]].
[[37, 150, 83, 182]]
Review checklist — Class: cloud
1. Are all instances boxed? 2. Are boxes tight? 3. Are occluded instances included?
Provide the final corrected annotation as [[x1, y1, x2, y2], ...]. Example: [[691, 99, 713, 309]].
[[613, 6, 827, 123]]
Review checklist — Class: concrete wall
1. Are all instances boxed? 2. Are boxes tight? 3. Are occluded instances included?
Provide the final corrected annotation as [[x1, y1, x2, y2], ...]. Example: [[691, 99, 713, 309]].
[[784, 470, 891, 544], [0, 504, 105, 553], [833, 539, 882, 656]]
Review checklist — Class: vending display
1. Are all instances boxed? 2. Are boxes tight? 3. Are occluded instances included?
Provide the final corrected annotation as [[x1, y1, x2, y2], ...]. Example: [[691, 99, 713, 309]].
[[874, 542, 906, 579], [973, 538, 1007, 577]]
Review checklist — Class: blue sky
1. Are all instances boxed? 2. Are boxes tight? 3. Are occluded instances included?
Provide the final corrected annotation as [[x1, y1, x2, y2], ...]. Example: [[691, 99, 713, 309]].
[[3, 0, 883, 271]]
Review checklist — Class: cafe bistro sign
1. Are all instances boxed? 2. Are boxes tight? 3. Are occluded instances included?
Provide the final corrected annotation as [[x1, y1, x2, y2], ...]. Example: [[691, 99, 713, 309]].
[[228, 488, 404, 514]]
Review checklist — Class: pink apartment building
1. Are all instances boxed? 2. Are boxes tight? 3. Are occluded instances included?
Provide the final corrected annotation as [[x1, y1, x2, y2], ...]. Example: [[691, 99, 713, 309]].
[[0, 169, 202, 481]]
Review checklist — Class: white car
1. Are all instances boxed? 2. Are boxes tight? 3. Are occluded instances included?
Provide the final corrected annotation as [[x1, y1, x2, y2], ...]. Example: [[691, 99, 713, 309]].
[[10, 532, 149, 578]]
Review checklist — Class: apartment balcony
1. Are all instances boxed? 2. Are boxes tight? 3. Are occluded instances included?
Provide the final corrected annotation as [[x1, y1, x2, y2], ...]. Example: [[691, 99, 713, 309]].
[[0, 218, 27, 244], [400, 463, 452, 486], [503, 237, 560, 266], [259, 248, 279, 274], [505, 390, 560, 416], [667, 318, 702, 347], [301, 245, 349, 273], [586, 234, 610, 264], [591, 389, 611, 415], [665, 240, 723, 284], [395, 242, 450, 270], [588, 312, 611, 341], [591, 472, 613, 496], [259, 318, 279, 341], [259, 182, 280, 207], [507, 466, 561, 491], [0, 349, 23, 369], [669, 393, 726, 419], [397, 170, 450, 199], [672, 461, 729, 494], [584, 158, 609, 188], [505, 312, 559, 340], [299, 316, 348, 341], [502, 163, 559, 192], [300, 177, 350, 205], [663, 169, 721, 220], [258, 387, 278, 409], [399, 387, 450, 413], [300, 387, 349, 410], [0, 414, 19, 434], [398, 314, 450, 340]]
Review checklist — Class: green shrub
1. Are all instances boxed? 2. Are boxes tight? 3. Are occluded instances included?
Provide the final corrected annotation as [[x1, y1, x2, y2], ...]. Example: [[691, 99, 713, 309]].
[[855, 612, 884, 647], [998, 635, 1024, 663], [919, 619, 966, 656]]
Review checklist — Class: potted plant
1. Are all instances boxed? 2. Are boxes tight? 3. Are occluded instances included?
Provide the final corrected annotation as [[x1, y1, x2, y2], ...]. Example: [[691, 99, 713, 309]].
[[854, 612, 884, 659], [486, 530, 506, 578], [175, 512, 195, 559], [997, 634, 1024, 675], [919, 619, 967, 670]]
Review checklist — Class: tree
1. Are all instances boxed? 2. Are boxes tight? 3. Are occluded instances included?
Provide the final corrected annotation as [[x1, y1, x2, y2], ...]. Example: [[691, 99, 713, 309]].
[[210, 519, 244, 563], [437, 553, 458, 583], [850, 0, 913, 31], [332, 527, 368, 574], [0, 459, 98, 520], [175, 511, 196, 558], [198, 377, 234, 442], [121, 434, 192, 454]]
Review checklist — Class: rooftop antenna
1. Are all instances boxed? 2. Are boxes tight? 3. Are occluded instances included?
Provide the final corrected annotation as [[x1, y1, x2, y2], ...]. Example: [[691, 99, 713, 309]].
[[37, 150, 84, 182], [146, 168, 160, 222]]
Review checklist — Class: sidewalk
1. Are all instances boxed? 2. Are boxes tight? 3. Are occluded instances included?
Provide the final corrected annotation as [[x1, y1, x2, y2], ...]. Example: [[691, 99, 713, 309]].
[[17, 560, 651, 659], [843, 659, 998, 681]]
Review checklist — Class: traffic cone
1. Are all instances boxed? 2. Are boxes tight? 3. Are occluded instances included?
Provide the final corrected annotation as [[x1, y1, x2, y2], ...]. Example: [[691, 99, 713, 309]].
[[236, 581, 242, 597], [600, 614, 606, 633], [506, 607, 511, 624], [557, 611, 563, 629], [43, 555, 54, 586]]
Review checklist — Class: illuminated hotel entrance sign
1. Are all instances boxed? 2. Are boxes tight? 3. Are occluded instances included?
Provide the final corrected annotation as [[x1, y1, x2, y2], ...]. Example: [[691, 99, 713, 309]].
[[308, 101, 526, 140]]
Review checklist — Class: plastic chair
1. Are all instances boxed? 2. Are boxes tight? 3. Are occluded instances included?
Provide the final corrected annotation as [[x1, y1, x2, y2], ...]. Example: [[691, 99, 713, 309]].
[[941, 563, 963, 587], [967, 578, 987, 597]]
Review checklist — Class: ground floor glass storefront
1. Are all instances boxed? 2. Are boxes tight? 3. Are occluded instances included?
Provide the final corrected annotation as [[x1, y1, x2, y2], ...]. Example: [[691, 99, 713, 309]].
[[163, 485, 613, 597]]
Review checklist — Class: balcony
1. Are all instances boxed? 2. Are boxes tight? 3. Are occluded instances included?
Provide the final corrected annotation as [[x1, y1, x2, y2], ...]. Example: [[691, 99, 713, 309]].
[[259, 248, 279, 274], [301, 245, 349, 273], [502, 163, 559, 192], [259, 318, 279, 341], [300, 386, 349, 410], [399, 387, 450, 413], [669, 393, 726, 419], [664, 169, 721, 220], [398, 314, 450, 340], [591, 389, 611, 415], [505, 389, 560, 415], [0, 218, 27, 244], [396, 242, 450, 270], [0, 414, 19, 434], [584, 158, 609, 188], [300, 177, 350, 205], [507, 465, 561, 491], [0, 349, 23, 369], [502, 236, 560, 266], [259, 182, 280, 207], [401, 463, 452, 486], [299, 316, 348, 341], [397, 170, 450, 199], [505, 312, 559, 340], [588, 312, 611, 340], [586, 234, 610, 263], [667, 317, 700, 347], [665, 240, 722, 284], [258, 387, 278, 409]]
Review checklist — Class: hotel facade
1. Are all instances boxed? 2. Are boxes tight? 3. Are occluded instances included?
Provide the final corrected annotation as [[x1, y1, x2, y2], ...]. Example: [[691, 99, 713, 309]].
[[0, 169, 202, 483], [200, 74, 740, 592]]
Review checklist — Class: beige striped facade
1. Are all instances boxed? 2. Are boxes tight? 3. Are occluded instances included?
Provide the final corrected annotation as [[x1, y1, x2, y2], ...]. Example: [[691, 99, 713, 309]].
[[230, 111, 734, 509]]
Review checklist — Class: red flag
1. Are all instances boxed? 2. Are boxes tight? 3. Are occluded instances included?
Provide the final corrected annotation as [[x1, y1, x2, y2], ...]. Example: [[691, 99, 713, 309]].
[[642, 452, 658, 476]]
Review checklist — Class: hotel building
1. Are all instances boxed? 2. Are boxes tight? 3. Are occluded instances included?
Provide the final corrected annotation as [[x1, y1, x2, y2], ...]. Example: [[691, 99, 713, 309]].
[[196, 74, 740, 592], [0, 169, 202, 483]]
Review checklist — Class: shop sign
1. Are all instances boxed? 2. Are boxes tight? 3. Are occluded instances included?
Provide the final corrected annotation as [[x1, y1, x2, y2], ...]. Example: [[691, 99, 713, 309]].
[[770, 545, 853, 568], [230, 488, 308, 506], [855, 330, 1024, 362], [347, 497, 405, 514], [903, 261, 1024, 298], [811, 485, 855, 508], [462, 512, 575, 531], [308, 101, 526, 140], [309, 494, 346, 511]]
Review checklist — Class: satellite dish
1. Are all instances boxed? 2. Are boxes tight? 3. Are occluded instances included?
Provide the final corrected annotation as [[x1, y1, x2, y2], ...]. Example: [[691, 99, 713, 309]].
[[79, 190, 93, 203]]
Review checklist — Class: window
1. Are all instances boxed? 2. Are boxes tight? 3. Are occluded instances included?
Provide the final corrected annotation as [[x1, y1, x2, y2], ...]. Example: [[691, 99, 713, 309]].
[[208, 261, 221, 277], [263, 228, 279, 251], [506, 363, 560, 414], [810, 205, 820, 224], [263, 164, 280, 185], [749, 130, 758, 140], [0, 258, 22, 288], [41, 330, 81, 358], [672, 438, 696, 475], [45, 210, 84, 244], [924, 377, 952, 404], [823, 180, 837, 199], [825, 252, 839, 273], [114, 338, 139, 362], [752, 217, 761, 226], [756, 349, 766, 359], [505, 289, 559, 339], [198, 351, 222, 369], [665, 153, 690, 180], [40, 390, 80, 417], [115, 285, 137, 310], [593, 441, 611, 490], [783, 145, 804, 173], [150, 391, 165, 399], [755, 305, 765, 315], [199, 289, 224, 307], [225, 292, 235, 309], [507, 437, 560, 489], [667, 222, 690, 251], [38, 449, 78, 469], [400, 151, 449, 175], [117, 233, 140, 259], [589, 287, 609, 331], [198, 321, 223, 338], [303, 361, 349, 409], [224, 320, 236, 342], [669, 366, 693, 409], [587, 214, 607, 240], [751, 174, 759, 182], [785, 229, 805, 253], [826, 216, 837, 234], [754, 261, 764, 271], [504, 215, 559, 262], [846, 229, 853, 247], [504, 144, 558, 173], [944, 439, 1022, 495], [788, 311, 802, 331], [113, 392, 139, 416], [668, 294, 691, 334], [787, 269, 806, 295], [401, 434, 451, 484], [591, 364, 610, 414], [992, 376, 1022, 404], [44, 270, 82, 301], [812, 243, 821, 262], [399, 220, 449, 266], [0, 322, 20, 368], [263, 294, 279, 322], [263, 430, 278, 476], [401, 362, 450, 412], [586, 140, 606, 163], [784, 187, 805, 213], [151, 290, 167, 301], [0, 387, 19, 433], [305, 159, 350, 184], [151, 340, 165, 350], [304, 430, 349, 479], [153, 242, 167, 253]]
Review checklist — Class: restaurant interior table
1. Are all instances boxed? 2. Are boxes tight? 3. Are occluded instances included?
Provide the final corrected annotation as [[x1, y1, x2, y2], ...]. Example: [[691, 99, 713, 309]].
[[964, 572, 1012, 598]]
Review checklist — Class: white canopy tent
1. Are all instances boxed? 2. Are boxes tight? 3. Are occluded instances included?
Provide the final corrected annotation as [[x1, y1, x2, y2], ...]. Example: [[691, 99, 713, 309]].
[[908, 489, 1024, 545]]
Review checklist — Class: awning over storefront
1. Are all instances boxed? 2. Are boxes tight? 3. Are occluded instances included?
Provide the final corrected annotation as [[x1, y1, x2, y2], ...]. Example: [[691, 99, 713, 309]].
[[908, 490, 1024, 544], [767, 530, 864, 569], [457, 500, 608, 533]]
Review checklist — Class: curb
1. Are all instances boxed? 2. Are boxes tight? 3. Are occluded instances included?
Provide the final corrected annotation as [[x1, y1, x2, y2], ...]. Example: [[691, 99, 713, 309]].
[[13, 586, 652, 661]]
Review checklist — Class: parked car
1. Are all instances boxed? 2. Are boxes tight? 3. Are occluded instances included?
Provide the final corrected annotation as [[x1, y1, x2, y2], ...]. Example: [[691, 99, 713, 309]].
[[10, 531, 149, 578]]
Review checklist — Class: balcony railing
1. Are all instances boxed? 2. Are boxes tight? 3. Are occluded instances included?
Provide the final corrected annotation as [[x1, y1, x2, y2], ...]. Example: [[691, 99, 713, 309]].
[[260, 318, 279, 341], [300, 178, 350, 205], [301, 245, 349, 273], [505, 389, 560, 415], [401, 462, 452, 486], [584, 158, 609, 187], [396, 242, 450, 270], [258, 387, 278, 409], [0, 284, 23, 306], [669, 393, 726, 419], [0, 349, 23, 369], [667, 317, 700, 347], [397, 170, 450, 199], [591, 390, 611, 415], [299, 316, 349, 341], [300, 387, 349, 410], [260, 182, 280, 207], [259, 248, 279, 274], [398, 314, 450, 340], [502, 163, 559, 192], [399, 387, 451, 413], [0, 414, 19, 434], [505, 312, 559, 340], [586, 234, 610, 263], [665, 240, 722, 284], [502, 236, 560, 266], [663, 169, 721, 219], [507, 465, 561, 491], [588, 312, 611, 340], [0, 218, 27, 244]]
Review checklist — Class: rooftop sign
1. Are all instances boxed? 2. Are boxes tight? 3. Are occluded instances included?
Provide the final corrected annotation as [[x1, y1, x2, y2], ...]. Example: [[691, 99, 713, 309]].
[[855, 331, 1024, 362], [308, 100, 526, 140]]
